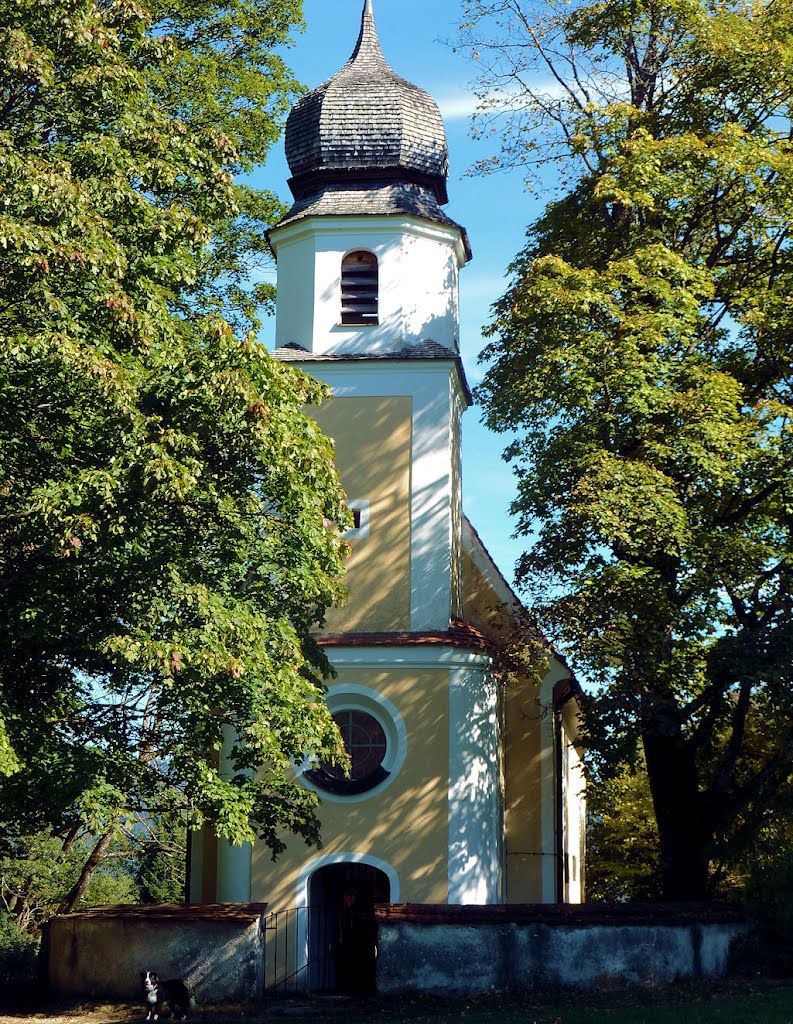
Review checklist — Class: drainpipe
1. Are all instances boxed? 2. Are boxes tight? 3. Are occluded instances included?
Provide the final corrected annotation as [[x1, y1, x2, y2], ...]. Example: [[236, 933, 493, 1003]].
[[184, 822, 192, 903], [554, 702, 564, 904]]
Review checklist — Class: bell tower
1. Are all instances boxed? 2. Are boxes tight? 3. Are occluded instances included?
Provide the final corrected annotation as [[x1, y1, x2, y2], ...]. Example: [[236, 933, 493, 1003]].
[[269, 0, 472, 633]]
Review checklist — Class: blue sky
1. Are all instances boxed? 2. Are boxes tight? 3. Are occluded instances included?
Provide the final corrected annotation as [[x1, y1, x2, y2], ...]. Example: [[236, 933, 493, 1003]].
[[251, 0, 547, 586]]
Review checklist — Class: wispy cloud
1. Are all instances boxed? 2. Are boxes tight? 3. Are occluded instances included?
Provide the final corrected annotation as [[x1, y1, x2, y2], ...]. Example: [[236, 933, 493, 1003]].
[[437, 92, 481, 120], [438, 80, 572, 121]]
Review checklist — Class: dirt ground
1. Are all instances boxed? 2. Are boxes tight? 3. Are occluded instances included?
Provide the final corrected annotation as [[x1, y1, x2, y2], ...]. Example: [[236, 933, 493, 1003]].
[[0, 1003, 274, 1024], [0, 995, 359, 1024], [0, 1002, 138, 1024]]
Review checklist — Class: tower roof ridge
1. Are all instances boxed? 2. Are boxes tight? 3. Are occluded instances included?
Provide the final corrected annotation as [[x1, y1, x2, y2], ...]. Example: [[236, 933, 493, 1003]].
[[283, 0, 450, 207]]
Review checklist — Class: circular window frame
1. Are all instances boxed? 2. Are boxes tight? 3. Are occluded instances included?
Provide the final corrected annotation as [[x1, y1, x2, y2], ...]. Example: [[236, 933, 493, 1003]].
[[301, 685, 407, 803]]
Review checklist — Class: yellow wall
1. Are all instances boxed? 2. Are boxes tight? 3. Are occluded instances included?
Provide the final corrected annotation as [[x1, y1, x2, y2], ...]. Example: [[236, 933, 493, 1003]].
[[314, 396, 412, 633], [502, 675, 545, 902], [251, 665, 450, 911]]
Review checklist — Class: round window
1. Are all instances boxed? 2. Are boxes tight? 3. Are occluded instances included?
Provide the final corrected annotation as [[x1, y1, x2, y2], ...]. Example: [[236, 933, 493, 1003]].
[[305, 708, 392, 796], [301, 686, 407, 801], [327, 710, 387, 780]]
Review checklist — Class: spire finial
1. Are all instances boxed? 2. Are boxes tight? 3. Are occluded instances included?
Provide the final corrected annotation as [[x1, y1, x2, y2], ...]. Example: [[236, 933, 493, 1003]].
[[346, 0, 387, 68]]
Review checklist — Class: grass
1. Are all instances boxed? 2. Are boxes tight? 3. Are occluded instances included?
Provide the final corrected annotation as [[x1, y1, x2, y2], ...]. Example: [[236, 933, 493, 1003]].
[[1, 980, 792, 1024], [256, 981, 793, 1024], [379, 983, 793, 1024]]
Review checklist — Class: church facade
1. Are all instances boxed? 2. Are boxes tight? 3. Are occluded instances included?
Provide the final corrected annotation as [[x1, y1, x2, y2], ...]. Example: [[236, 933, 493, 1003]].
[[188, 0, 585, 992]]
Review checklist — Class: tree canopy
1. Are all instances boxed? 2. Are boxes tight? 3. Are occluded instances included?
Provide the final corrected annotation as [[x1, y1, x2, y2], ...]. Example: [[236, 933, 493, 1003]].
[[0, 0, 351, 905], [463, 0, 793, 898]]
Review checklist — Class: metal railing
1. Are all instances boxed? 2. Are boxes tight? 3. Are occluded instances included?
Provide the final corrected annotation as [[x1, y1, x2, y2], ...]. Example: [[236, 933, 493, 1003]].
[[263, 905, 337, 994]]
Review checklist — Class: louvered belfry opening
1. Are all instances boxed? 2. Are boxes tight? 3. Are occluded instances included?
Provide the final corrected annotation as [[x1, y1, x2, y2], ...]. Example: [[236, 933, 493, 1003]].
[[341, 251, 379, 325]]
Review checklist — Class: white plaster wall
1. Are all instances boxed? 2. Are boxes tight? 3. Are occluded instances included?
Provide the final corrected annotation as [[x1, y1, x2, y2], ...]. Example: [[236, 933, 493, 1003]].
[[216, 724, 252, 903], [448, 666, 503, 904], [303, 361, 466, 632], [271, 217, 466, 355], [272, 236, 316, 347], [48, 913, 265, 1002], [377, 919, 749, 995]]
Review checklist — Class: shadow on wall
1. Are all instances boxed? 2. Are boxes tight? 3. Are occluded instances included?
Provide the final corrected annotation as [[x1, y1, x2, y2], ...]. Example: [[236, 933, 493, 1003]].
[[317, 234, 458, 353], [251, 665, 453, 911], [316, 398, 412, 633]]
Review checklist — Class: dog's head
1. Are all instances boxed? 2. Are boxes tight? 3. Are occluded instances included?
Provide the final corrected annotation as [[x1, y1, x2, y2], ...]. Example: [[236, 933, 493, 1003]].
[[142, 971, 159, 995]]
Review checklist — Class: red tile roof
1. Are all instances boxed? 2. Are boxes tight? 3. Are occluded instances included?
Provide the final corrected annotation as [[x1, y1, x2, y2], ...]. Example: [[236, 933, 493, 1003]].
[[58, 903, 268, 923], [316, 617, 495, 653]]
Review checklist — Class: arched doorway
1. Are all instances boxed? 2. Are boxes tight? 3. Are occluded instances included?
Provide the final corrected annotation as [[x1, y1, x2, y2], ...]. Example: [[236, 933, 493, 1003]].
[[308, 862, 390, 993]]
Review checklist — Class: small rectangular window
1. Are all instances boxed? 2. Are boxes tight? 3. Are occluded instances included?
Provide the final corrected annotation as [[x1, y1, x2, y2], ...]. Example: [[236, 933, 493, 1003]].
[[344, 500, 369, 539]]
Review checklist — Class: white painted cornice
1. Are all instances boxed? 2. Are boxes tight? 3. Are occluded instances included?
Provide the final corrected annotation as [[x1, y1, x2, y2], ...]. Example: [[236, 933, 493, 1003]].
[[269, 213, 470, 268]]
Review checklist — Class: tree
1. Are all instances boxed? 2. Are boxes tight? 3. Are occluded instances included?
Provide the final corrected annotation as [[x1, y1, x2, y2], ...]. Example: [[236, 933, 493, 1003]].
[[0, 813, 187, 935], [462, 0, 793, 899], [0, 831, 139, 934], [586, 758, 662, 902], [0, 0, 351, 908]]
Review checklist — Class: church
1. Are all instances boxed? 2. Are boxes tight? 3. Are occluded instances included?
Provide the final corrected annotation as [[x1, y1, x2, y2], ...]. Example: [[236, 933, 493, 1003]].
[[188, 0, 585, 993]]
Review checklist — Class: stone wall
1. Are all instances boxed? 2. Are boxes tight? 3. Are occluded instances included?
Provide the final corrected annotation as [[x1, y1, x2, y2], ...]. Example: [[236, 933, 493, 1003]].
[[45, 903, 267, 1003], [376, 904, 748, 996]]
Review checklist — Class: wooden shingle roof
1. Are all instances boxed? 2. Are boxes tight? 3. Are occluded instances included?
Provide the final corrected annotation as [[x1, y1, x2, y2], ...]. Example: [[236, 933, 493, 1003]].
[[284, 0, 450, 208]]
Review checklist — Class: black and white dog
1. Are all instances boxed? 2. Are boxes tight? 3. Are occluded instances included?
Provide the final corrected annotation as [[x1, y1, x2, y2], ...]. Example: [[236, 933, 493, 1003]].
[[142, 970, 194, 1020]]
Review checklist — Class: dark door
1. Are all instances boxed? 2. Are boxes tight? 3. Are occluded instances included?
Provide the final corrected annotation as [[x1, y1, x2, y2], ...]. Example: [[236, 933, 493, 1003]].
[[308, 863, 390, 994]]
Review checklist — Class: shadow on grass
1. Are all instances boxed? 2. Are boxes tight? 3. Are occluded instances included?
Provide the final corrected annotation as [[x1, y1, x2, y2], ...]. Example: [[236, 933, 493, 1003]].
[[2, 981, 792, 1024]]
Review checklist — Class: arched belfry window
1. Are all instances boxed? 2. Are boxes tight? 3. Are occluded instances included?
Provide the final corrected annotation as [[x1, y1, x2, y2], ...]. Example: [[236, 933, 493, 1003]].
[[341, 251, 378, 326]]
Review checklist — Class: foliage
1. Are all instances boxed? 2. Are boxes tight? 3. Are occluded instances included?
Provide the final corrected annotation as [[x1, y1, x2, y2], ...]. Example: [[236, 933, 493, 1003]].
[[0, 0, 352, 905], [0, 913, 38, 986], [463, 0, 793, 898], [741, 818, 793, 942], [586, 759, 662, 901], [135, 833, 186, 905], [1, 830, 144, 933], [143, 0, 304, 331]]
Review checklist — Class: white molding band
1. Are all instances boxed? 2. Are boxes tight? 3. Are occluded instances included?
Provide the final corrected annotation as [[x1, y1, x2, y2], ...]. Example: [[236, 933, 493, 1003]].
[[448, 666, 503, 905], [270, 214, 469, 269], [216, 724, 252, 903], [300, 683, 408, 804], [324, 645, 491, 671]]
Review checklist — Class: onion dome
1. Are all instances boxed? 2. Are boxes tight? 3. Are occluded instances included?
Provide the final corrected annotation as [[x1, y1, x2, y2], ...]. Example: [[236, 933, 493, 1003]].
[[284, 0, 450, 207]]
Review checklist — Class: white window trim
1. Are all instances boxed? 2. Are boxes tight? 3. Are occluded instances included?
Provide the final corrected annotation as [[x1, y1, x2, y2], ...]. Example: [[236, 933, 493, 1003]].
[[300, 684, 407, 804], [344, 499, 370, 540]]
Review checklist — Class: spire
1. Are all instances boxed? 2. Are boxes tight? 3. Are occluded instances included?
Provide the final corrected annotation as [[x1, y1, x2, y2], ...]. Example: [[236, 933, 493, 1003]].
[[347, 0, 388, 70], [283, 0, 453, 208]]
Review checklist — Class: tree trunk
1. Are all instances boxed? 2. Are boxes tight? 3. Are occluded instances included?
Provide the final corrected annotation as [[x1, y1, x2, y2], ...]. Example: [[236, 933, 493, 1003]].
[[57, 829, 115, 915], [642, 729, 711, 901]]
